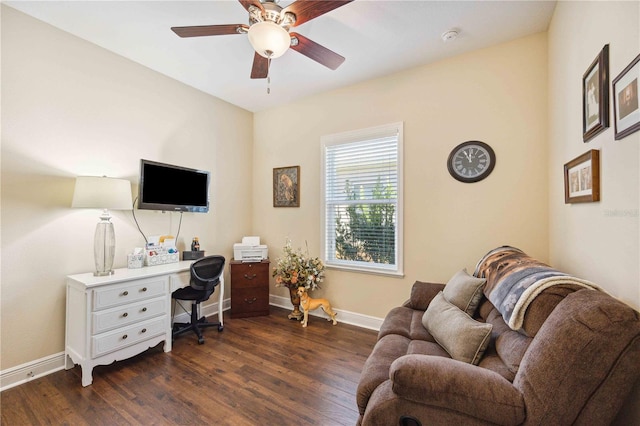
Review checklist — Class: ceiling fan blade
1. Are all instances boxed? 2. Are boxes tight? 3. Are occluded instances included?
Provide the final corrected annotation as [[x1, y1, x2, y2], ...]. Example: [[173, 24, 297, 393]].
[[284, 0, 354, 27], [238, 0, 264, 13], [251, 52, 269, 79], [171, 24, 248, 38], [290, 32, 345, 70]]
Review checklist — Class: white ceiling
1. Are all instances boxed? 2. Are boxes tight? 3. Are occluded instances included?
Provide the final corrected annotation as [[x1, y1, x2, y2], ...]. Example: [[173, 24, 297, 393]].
[[5, 0, 557, 112]]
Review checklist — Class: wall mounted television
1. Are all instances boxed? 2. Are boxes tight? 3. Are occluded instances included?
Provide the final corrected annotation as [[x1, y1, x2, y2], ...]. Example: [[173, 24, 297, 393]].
[[138, 159, 210, 213]]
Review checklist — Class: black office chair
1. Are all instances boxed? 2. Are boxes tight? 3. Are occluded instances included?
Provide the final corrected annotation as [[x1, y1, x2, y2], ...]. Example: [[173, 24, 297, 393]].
[[172, 255, 225, 344]]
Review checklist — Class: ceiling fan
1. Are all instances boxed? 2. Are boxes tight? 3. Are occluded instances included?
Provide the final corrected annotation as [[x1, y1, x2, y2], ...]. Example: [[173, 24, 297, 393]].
[[171, 0, 353, 79]]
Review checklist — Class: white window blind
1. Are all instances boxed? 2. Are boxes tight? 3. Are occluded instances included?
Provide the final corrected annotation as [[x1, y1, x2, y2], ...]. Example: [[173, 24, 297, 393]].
[[321, 122, 403, 275]]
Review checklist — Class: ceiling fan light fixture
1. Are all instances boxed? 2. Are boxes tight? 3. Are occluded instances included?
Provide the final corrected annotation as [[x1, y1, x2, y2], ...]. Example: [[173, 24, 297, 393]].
[[248, 21, 290, 59]]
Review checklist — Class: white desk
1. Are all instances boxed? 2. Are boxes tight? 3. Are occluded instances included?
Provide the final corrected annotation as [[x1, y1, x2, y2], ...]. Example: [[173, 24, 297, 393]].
[[65, 261, 224, 386]]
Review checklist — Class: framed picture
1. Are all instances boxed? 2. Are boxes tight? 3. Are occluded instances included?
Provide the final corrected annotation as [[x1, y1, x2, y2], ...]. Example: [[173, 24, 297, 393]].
[[273, 166, 300, 207], [583, 45, 609, 142], [613, 53, 640, 140], [564, 150, 600, 204]]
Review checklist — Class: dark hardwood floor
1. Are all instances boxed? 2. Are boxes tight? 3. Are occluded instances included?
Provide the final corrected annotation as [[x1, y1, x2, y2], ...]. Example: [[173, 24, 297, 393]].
[[1, 307, 378, 426]]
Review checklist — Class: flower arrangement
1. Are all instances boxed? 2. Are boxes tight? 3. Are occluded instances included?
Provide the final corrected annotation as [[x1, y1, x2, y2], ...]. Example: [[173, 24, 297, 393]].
[[272, 239, 325, 291]]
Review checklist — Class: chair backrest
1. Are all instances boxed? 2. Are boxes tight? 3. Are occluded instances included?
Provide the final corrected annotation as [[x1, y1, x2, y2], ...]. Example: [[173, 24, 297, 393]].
[[190, 255, 225, 292]]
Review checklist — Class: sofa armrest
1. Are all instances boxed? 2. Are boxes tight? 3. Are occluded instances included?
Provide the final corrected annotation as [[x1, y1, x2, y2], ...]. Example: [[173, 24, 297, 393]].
[[404, 281, 445, 310], [390, 355, 525, 425]]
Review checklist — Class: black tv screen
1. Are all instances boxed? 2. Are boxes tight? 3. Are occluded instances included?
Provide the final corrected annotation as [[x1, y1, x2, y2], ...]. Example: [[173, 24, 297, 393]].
[[138, 159, 210, 213]]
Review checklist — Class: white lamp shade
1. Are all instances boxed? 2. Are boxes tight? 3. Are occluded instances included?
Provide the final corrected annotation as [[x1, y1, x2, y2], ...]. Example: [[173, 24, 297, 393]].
[[248, 21, 291, 59], [72, 176, 133, 210]]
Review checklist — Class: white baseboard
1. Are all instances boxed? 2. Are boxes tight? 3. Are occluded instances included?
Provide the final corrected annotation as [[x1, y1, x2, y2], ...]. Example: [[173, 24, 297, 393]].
[[1, 295, 382, 392], [269, 294, 384, 331], [1, 298, 231, 392], [0, 352, 66, 392]]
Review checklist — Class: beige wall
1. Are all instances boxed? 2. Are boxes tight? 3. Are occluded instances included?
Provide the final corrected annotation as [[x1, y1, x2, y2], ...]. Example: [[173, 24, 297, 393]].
[[253, 33, 549, 318], [548, 1, 640, 309], [1, 6, 254, 369], [547, 4, 640, 421]]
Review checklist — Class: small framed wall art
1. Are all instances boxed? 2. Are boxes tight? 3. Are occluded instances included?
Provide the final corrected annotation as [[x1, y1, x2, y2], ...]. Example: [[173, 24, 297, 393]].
[[612, 53, 640, 140], [564, 150, 600, 204], [582, 44, 609, 142], [273, 166, 300, 207]]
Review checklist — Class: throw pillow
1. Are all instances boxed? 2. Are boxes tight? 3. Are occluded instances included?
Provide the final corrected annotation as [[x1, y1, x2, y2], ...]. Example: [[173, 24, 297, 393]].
[[443, 268, 486, 316], [422, 292, 493, 365]]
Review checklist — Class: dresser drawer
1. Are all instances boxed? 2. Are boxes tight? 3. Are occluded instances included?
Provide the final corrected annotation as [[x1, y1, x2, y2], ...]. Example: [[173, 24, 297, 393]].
[[231, 287, 269, 313], [93, 277, 167, 311], [91, 317, 166, 358], [92, 296, 166, 334], [231, 262, 269, 289]]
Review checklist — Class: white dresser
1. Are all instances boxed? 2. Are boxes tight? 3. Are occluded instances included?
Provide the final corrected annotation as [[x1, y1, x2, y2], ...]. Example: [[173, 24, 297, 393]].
[[65, 261, 198, 386]]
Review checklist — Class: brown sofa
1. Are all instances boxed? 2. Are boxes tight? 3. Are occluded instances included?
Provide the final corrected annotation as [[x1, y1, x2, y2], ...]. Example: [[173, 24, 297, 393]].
[[357, 247, 640, 425]]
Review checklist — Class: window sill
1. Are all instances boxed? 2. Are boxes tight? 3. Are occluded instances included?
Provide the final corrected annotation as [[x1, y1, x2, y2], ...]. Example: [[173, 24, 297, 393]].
[[326, 263, 404, 278]]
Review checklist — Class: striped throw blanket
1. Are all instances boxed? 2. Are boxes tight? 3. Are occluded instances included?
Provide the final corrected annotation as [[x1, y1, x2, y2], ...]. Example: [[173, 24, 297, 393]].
[[473, 246, 602, 331]]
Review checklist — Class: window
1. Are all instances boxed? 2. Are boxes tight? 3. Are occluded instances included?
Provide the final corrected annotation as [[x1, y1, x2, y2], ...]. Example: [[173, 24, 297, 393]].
[[321, 122, 403, 275]]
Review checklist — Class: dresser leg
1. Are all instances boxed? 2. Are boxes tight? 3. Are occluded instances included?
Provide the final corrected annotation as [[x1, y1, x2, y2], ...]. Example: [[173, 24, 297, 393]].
[[65, 353, 75, 370], [81, 365, 93, 387]]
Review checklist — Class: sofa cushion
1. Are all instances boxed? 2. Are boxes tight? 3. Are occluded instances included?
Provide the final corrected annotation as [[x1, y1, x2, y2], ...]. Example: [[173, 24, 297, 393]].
[[477, 348, 517, 382], [519, 283, 585, 337], [406, 281, 445, 310], [422, 292, 493, 365], [443, 268, 486, 316], [479, 299, 532, 376], [407, 339, 450, 358], [378, 306, 433, 342]]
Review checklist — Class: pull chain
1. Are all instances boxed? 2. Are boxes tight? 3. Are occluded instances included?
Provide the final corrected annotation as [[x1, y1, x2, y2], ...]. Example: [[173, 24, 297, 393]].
[[267, 57, 271, 95]]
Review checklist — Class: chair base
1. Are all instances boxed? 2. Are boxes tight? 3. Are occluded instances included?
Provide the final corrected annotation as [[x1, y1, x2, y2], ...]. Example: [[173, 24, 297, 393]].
[[173, 302, 223, 344]]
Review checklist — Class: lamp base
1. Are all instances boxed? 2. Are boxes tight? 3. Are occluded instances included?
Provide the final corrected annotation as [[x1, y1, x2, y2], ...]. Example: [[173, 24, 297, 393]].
[[94, 212, 116, 277]]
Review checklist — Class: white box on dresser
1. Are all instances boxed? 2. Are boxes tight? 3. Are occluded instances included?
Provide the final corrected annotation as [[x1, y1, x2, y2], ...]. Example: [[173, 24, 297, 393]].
[[65, 261, 193, 387]]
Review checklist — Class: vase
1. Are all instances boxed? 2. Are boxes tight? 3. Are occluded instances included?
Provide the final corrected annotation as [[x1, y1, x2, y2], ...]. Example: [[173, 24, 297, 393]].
[[287, 286, 303, 321]]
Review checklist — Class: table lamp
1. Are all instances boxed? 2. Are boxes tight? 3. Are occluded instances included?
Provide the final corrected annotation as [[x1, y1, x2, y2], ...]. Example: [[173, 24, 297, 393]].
[[72, 176, 133, 276]]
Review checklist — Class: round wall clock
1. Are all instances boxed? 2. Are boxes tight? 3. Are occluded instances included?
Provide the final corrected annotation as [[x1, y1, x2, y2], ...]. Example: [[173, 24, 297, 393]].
[[447, 141, 496, 183]]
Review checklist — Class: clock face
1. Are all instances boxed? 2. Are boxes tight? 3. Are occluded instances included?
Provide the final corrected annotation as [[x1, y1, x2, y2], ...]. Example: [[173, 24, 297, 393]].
[[447, 141, 496, 183]]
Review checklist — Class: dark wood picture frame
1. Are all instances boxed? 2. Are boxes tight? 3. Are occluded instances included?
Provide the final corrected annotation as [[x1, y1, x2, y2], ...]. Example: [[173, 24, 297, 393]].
[[583, 45, 609, 142], [613, 53, 640, 140], [273, 166, 300, 207], [564, 150, 600, 204]]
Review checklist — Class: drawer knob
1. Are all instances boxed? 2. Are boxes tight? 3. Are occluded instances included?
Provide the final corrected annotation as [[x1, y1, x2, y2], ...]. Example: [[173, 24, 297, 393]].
[[122, 312, 128, 318], [141, 328, 147, 333], [141, 287, 147, 292], [244, 273, 257, 280], [122, 291, 129, 296], [122, 334, 128, 340], [244, 297, 257, 304], [141, 307, 147, 312]]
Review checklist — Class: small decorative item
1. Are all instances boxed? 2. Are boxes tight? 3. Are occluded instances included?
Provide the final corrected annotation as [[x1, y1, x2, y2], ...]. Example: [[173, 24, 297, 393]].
[[583, 44, 609, 142], [297, 286, 337, 328], [127, 251, 144, 269], [613, 53, 640, 140], [272, 239, 325, 320], [447, 141, 496, 183], [273, 166, 300, 207], [564, 150, 600, 204]]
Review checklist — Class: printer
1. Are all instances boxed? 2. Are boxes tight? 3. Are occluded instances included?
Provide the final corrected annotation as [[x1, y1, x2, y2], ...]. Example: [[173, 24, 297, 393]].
[[233, 236, 268, 262]]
